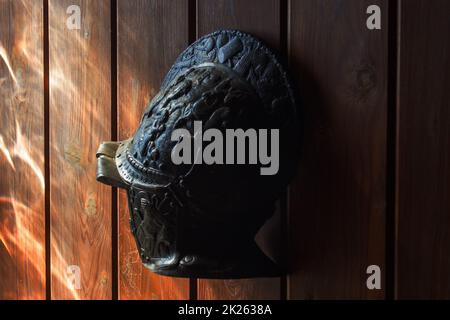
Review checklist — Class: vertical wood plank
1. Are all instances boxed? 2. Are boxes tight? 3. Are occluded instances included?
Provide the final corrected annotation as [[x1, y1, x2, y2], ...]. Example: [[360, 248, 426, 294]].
[[397, 0, 450, 299], [196, 0, 282, 300], [0, 0, 45, 300], [288, 0, 388, 299], [117, 0, 190, 300], [49, 0, 112, 299]]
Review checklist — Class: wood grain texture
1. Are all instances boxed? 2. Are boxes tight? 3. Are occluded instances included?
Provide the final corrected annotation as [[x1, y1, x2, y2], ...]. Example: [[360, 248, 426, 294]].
[[49, 0, 112, 299], [117, 0, 190, 300], [196, 0, 281, 300], [0, 0, 45, 300], [288, 0, 388, 299], [396, 0, 450, 299]]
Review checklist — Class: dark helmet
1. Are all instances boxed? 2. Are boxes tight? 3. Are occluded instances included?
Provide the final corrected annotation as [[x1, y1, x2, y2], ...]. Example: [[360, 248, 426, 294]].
[[96, 30, 299, 278]]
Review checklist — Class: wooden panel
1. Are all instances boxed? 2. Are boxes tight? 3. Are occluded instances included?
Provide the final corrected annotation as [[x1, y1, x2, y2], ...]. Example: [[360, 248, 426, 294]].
[[288, 0, 388, 299], [0, 0, 45, 300], [49, 0, 112, 299], [196, 0, 281, 300], [117, 0, 190, 300], [396, 0, 450, 299]]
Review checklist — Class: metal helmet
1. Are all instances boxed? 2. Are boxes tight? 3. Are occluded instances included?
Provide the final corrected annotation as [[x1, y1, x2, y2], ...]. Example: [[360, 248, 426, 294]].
[[96, 30, 299, 278]]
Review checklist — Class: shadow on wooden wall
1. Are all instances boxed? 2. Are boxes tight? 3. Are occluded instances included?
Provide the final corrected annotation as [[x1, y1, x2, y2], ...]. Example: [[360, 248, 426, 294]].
[[1, 0, 449, 300]]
